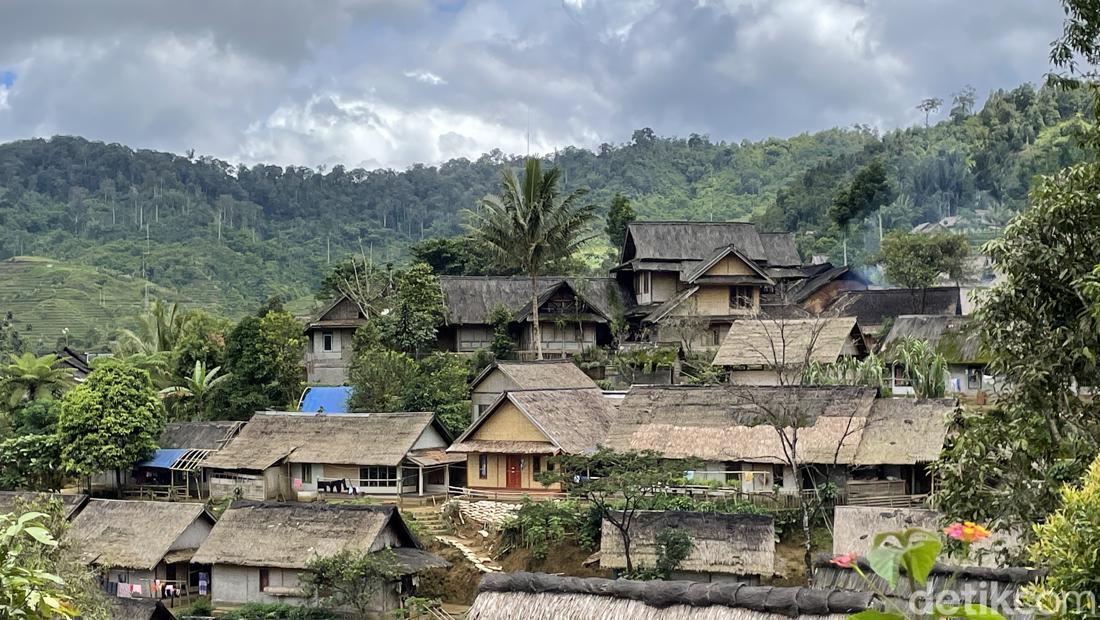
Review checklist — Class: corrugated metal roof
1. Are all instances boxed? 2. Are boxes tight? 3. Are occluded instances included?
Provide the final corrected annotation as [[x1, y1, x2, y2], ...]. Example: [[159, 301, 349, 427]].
[[137, 448, 188, 470], [299, 386, 352, 413]]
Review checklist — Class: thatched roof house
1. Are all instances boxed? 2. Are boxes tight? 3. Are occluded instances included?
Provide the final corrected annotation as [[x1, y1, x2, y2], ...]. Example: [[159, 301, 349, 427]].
[[881, 315, 989, 395], [829, 287, 962, 332], [713, 317, 868, 380], [0, 491, 87, 518], [606, 386, 954, 498], [614, 222, 801, 271], [203, 411, 458, 500], [601, 512, 775, 581], [304, 294, 367, 384], [605, 385, 877, 465], [470, 359, 599, 420], [449, 387, 616, 493], [192, 501, 448, 609], [831, 506, 1021, 564], [812, 554, 1042, 620], [438, 276, 628, 357], [468, 572, 874, 620], [68, 499, 215, 585]]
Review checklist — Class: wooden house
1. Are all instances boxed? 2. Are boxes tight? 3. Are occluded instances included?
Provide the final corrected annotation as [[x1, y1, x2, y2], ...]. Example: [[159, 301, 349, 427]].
[[191, 501, 448, 611], [470, 359, 599, 421], [68, 499, 216, 600], [447, 388, 615, 494], [605, 385, 953, 504], [303, 295, 367, 384], [202, 411, 461, 501], [712, 317, 869, 385], [467, 572, 875, 620], [881, 315, 989, 396], [600, 512, 775, 583], [438, 276, 628, 359], [828, 287, 962, 336], [610, 221, 864, 347], [130, 421, 244, 499]]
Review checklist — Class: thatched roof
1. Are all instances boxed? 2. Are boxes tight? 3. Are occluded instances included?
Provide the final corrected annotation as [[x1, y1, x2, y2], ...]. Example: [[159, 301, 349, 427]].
[[110, 598, 174, 620], [439, 276, 628, 325], [713, 318, 866, 367], [831, 506, 1022, 563], [829, 288, 961, 327], [449, 388, 616, 455], [619, 222, 801, 268], [159, 421, 243, 450], [192, 501, 445, 572], [68, 499, 214, 570], [856, 398, 955, 465], [468, 572, 873, 620], [601, 512, 775, 576], [881, 315, 985, 364], [784, 264, 868, 304], [0, 492, 87, 518], [471, 359, 598, 392], [812, 554, 1042, 620], [606, 386, 952, 466], [201, 411, 442, 470]]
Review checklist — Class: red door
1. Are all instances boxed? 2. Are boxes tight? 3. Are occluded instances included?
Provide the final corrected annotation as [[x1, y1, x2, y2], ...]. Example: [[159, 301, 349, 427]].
[[506, 455, 522, 489]]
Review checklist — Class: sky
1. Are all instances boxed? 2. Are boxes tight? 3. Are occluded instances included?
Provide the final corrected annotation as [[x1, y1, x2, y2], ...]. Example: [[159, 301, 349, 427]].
[[0, 0, 1068, 170]]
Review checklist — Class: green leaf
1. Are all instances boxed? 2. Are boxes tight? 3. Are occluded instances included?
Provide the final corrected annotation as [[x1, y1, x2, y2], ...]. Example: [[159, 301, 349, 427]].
[[900, 538, 942, 586], [932, 603, 1006, 620], [848, 610, 906, 620], [867, 546, 903, 589], [22, 526, 56, 546]]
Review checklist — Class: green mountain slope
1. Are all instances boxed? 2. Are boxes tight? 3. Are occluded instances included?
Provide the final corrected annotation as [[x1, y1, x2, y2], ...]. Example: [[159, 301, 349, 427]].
[[0, 81, 1091, 349], [0, 256, 222, 352]]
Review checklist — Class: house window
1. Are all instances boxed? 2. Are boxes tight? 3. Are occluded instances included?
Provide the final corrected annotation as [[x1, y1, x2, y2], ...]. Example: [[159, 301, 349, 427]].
[[638, 272, 651, 295], [710, 328, 722, 347], [476, 404, 491, 418], [478, 455, 488, 479], [533, 457, 541, 475], [259, 568, 270, 591], [359, 466, 398, 487], [730, 286, 754, 310], [322, 331, 334, 351], [300, 464, 312, 484]]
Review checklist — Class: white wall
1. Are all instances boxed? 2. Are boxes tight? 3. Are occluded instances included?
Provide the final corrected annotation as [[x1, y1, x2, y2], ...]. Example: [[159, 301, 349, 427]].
[[171, 517, 213, 551]]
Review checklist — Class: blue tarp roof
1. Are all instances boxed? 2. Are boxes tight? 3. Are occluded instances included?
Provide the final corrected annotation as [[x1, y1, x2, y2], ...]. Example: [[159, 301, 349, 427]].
[[299, 386, 352, 414], [137, 448, 188, 469]]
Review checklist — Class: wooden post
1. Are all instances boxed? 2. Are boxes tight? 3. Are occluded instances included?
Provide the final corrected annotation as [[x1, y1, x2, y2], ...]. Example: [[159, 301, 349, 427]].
[[418, 466, 424, 497]]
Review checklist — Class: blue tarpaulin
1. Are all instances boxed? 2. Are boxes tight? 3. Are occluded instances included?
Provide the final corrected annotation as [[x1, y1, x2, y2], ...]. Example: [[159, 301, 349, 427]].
[[137, 448, 188, 469], [299, 386, 352, 413]]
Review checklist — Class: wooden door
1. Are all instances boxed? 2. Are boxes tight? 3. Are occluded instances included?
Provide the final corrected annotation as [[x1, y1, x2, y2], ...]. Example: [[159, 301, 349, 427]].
[[506, 455, 522, 489]]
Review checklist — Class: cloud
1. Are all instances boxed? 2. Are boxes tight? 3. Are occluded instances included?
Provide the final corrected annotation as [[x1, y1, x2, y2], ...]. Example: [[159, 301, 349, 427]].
[[404, 69, 447, 85], [0, 0, 1069, 169]]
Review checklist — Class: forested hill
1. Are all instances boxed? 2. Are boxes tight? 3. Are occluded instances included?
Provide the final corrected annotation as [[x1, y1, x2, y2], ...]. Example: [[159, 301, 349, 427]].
[[0, 81, 1091, 350]]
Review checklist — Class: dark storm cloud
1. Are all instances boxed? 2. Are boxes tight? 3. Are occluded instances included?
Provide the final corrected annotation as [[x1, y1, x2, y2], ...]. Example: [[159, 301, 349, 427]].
[[0, 0, 1070, 168]]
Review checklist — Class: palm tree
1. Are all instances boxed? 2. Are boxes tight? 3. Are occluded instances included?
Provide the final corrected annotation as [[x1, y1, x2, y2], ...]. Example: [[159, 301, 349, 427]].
[[468, 158, 597, 359], [159, 361, 230, 421], [113, 299, 183, 355], [0, 353, 74, 408]]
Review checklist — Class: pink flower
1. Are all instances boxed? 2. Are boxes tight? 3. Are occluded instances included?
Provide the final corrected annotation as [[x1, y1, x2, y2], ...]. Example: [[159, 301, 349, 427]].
[[830, 552, 858, 568], [943, 521, 991, 543]]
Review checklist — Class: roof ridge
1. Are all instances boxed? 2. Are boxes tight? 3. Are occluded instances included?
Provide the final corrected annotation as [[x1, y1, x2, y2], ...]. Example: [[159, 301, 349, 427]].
[[477, 572, 875, 614]]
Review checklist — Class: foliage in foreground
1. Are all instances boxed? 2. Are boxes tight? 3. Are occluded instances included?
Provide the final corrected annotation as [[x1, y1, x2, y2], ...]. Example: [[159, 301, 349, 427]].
[[1026, 454, 1100, 620], [219, 602, 334, 620], [299, 548, 401, 618]]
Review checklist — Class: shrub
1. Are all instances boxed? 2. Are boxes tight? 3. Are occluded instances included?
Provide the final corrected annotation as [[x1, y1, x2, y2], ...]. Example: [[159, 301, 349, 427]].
[[502, 499, 584, 559], [220, 603, 334, 620], [1027, 455, 1100, 620]]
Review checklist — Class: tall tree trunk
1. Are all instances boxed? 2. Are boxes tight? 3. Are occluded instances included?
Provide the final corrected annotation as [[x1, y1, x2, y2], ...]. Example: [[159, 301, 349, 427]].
[[620, 527, 633, 574], [531, 275, 543, 360]]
